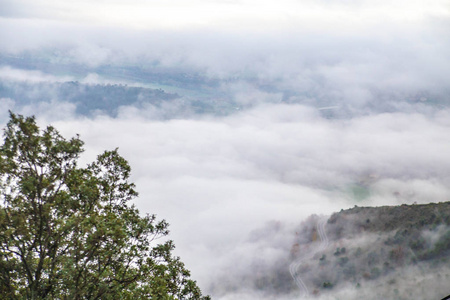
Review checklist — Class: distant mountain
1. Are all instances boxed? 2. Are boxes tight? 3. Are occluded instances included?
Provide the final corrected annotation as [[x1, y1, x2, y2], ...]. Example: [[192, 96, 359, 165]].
[[290, 202, 450, 299], [215, 202, 450, 299], [0, 80, 179, 117], [3, 53, 448, 121]]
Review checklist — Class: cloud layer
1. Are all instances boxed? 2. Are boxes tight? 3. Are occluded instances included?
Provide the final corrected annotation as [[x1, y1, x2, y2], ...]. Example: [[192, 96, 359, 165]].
[[34, 104, 449, 298], [2, 0, 448, 30], [1, 0, 450, 298]]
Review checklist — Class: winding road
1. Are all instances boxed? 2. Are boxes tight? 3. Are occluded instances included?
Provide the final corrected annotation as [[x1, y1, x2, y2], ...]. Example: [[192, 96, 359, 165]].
[[289, 218, 329, 297]]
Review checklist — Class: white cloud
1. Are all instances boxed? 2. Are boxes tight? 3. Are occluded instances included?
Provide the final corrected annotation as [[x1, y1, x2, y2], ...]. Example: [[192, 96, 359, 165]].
[[34, 103, 450, 296], [0, 66, 74, 83], [1, 0, 449, 296], [1, 0, 448, 30]]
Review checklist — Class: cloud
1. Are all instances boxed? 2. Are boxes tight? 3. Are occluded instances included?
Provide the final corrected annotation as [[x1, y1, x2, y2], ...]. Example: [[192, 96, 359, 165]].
[[1, 0, 448, 31], [24, 103, 445, 297], [1, 0, 449, 297], [3, 13, 449, 118], [0, 66, 75, 82]]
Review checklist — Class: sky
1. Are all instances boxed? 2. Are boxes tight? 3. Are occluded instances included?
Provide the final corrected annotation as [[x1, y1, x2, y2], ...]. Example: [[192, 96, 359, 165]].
[[1, 0, 450, 298], [1, 0, 449, 31]]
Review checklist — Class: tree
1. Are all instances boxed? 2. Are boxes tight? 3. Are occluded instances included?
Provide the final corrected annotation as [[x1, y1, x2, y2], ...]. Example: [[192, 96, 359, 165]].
[[0, 113, 209, 299]]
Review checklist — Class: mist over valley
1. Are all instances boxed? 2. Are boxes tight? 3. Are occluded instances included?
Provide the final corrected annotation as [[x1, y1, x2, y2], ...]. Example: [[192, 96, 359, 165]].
[[1, 1, 450, 298]]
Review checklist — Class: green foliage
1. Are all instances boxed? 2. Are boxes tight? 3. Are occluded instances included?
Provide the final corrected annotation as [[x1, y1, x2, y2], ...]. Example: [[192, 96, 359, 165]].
[[370, 267, 380, 279], [420, 229, 450, 260], [338, 257, 349, 267], [342, 264, 356, 279], [354, 247, 362, 258], [319, 254, 328, 266], [367, 251, 379, 266], [0, 113, 209, 299], [333, 247, 345, 256]]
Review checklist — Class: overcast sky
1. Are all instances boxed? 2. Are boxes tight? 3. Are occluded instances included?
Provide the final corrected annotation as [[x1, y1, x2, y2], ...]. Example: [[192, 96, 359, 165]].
[[2, 0, 448, 30]]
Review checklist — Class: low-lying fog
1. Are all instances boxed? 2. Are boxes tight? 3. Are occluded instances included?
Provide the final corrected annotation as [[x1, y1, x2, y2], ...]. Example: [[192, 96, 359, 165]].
[[1, 0, 449, 298]]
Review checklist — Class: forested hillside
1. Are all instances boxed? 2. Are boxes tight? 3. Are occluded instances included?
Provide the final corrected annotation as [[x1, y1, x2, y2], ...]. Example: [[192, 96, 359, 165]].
[[214, 202, 450, 299], [293, 202, 450, 299]]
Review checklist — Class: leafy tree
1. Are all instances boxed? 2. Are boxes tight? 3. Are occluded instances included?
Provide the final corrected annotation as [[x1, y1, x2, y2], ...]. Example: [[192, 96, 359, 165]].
[[0, 113, 209, 299]]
